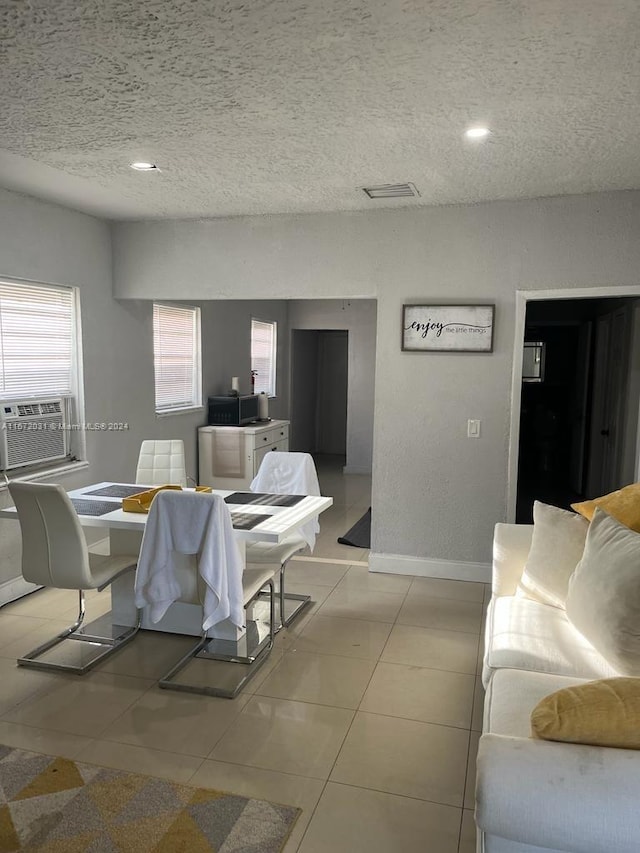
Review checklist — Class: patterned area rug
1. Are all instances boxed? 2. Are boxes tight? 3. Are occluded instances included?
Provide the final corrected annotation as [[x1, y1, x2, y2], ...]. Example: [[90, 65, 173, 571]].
[[0, 744, 300, 852]]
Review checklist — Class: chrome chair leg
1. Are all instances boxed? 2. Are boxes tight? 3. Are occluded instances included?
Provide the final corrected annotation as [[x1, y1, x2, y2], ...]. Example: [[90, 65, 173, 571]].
[[18, 586, 141, 675], [159, 577, 276, 699], [279, 560, 312, 629]]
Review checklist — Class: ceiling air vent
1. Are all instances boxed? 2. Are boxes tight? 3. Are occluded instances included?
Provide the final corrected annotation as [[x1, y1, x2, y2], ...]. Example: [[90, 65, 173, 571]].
[[362, 182, 420, 199]]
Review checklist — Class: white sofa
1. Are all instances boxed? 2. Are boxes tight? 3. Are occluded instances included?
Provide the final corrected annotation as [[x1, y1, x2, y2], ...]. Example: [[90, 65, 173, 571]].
[[475, 522, 640, 853]]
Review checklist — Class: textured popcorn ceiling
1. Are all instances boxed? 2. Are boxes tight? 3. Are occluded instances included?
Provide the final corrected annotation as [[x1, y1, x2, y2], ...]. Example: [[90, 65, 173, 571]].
[[1, 0, 639, 219]]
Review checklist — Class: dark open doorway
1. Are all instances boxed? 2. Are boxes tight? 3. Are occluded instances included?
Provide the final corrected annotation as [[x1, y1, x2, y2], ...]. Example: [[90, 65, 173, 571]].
[[290, 329, 348, 461], [516, 296, 640, 523]]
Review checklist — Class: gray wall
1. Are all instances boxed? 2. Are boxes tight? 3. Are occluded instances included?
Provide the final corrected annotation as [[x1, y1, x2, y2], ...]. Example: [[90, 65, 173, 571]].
[[289, 300, 376, 474], [113, 191, 640, 569], [0, 190, 290, 594]]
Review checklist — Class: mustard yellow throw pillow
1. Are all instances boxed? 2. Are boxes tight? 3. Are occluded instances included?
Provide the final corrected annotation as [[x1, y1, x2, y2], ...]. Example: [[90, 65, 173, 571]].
[[531, 677, 640, 749], [571, 482, 640, 533]]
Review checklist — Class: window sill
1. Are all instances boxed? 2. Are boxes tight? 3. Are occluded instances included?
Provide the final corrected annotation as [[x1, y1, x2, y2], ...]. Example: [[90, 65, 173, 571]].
[[156, 406, 205, 418], [0, 459, 89, 491]]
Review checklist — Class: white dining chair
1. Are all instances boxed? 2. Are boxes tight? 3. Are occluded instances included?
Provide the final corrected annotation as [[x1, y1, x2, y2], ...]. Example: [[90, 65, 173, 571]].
[[135, 439, 188, 486], [8, 481, 141, 674], [134, 489, 277, 698], [245, 451, 321, 629]]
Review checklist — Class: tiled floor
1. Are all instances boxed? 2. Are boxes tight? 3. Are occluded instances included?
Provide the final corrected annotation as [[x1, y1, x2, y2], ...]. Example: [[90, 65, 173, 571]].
[[0, 455, 485, 852]]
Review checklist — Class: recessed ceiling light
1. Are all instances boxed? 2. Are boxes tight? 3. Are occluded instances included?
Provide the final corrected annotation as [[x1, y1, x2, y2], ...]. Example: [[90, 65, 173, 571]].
[[465, 127, 490, 140], [130, 161, 158, 171]]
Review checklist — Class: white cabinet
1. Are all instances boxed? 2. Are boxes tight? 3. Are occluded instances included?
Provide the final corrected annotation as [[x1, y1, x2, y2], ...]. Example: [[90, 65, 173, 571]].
[[198, 420, 290, 489]]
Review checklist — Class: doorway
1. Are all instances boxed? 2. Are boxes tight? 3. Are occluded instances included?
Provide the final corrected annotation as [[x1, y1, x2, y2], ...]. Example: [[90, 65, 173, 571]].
[[290, 329, 348, 459], [508, 287, 640, 523]]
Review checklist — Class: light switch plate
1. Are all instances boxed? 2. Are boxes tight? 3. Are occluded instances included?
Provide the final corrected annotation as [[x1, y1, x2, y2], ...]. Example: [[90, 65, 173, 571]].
[[467, 419, 481, 438]]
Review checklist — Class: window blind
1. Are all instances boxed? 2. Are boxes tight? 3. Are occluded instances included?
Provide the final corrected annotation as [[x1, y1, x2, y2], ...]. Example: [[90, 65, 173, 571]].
[[0, 280, 74, 398], [153, 303, 201, 412], [251, 319, 277, 396]]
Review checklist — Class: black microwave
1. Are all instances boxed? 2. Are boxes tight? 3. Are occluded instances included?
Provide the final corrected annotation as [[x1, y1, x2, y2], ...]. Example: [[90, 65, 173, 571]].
[[207, 395, 259, 426]]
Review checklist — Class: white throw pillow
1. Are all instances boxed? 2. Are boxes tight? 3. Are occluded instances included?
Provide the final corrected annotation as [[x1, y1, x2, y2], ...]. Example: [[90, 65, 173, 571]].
[[516, 501, 589, 609], [566, 509, 640, 676]]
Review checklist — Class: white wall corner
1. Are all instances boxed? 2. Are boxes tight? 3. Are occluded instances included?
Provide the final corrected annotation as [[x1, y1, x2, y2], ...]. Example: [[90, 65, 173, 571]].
[[368, 551, 491, 583], [342, 465, 372, 475]]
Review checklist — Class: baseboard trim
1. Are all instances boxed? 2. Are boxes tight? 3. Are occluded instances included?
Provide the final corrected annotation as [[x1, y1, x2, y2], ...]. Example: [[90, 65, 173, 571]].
[[342, 465, 371, 475], [369, 552, 491, 583], [0, 575, 42, 607]]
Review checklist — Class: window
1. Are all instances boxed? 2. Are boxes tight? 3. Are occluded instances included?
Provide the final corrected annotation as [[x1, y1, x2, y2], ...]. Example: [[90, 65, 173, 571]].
[[153, 303, 202, 413], [0, 278, 82, 473], [0, 280, 75, 398], [251, 319, 277, 396]]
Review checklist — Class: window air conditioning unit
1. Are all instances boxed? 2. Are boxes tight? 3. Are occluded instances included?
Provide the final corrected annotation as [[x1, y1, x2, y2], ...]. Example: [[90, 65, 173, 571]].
[[0, 398, 69, 470]]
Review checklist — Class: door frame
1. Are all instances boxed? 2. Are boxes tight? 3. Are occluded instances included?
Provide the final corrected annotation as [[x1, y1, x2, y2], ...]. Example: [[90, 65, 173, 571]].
[[507, 285, 640, 522]]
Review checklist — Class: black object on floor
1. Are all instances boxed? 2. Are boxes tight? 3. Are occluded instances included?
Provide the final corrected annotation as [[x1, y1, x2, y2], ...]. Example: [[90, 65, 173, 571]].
[[338, 508, 371, 548]]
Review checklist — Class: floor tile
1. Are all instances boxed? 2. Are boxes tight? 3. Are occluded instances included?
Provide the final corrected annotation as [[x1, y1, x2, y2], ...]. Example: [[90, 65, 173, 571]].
[[94, 629, 196, 679], [0, 720, 93, 759], [397, 596, 483, 634], [464, 730, 481, 810], [256, 649, 376, 709], [359, 662, 474, 728], [0, 657, 62, 715], [471, 677, 485, 732], [75, 739, 204, 783], [287, 560, 350, 588], [330, 712, 469, 806], [189, 759, 325, 852], [286, 582, 333, 612], [2, 671, 154, 737], [2, 588, 77, 618], [408, 577, 485, 603], [459, 809, 477, 853], [0, 614, 51, 649], [337, 565, 413, 594], [318, 586, 405, 623], [290, 615, 392, 660], [210, 695, 354, 779], [297, 782, 461, 853], [99, 685, 248, 757], [382, 624, 480, 674], [0, 617, 75, 661]]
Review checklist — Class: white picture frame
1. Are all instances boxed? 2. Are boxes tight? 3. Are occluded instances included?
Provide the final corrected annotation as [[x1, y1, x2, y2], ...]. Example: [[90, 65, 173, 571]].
[[402, 304, 495, 352]]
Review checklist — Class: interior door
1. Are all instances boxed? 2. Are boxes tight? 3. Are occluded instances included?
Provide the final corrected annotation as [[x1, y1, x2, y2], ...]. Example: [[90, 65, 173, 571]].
[[316, 331, 348, 455], [568, 320, 592, 494], [586, 307, 631, 496]]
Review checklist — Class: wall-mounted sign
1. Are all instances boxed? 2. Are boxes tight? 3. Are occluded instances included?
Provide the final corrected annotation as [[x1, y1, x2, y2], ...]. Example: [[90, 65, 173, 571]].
[[402, 304, 495, 352]]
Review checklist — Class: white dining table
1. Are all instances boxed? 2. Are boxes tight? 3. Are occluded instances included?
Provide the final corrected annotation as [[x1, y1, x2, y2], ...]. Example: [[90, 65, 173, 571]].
[[1, 481, 333, 641]]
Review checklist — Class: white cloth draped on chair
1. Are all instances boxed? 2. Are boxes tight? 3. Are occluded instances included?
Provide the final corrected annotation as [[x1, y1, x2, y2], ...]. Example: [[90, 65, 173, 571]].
[[135, 490, 244, 630], [250, 451, 321, 551]]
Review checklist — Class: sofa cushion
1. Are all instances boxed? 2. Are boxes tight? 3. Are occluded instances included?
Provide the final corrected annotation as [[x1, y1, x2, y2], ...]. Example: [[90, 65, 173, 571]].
[[531, 677, 640, 749], [484, 668, 587, 737], [483, 595, 619, 688], [516, 500, 589, 609], [571, 481, 640, 533], [566, 509, 640, 676]]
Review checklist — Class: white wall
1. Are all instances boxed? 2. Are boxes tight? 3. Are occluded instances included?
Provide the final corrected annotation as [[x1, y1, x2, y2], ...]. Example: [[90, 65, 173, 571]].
[[113, 191, 640, 577], [288, 300, 376, 474]]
